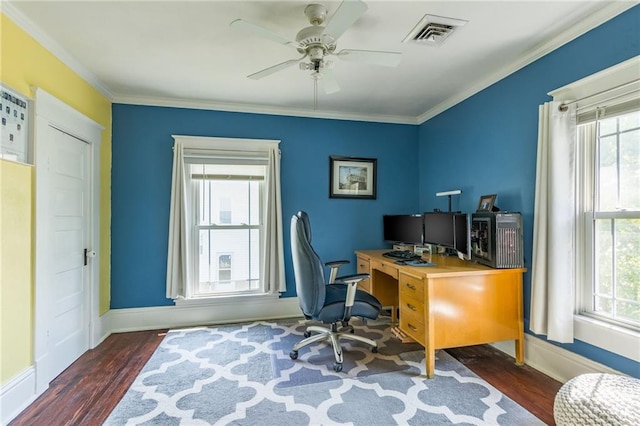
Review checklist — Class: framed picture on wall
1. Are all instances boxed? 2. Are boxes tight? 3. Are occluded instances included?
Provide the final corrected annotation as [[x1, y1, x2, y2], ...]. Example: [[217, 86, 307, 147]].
[[477, 194, 497, 212], [329, 156, 377, 199]]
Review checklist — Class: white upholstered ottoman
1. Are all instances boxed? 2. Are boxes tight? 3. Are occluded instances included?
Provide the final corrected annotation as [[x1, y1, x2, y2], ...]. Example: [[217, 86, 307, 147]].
[[554, 373, 640, 425]]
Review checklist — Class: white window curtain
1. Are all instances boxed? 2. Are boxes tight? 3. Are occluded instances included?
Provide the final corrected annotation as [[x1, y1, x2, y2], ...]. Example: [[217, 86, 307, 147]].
[[166, 136, 285, 299], [530, 101, 577, 343]]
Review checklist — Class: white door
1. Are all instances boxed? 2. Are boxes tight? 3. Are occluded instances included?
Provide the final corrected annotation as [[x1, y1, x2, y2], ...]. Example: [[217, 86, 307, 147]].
[[36, 126, 90, 381], [47, 127, 91, 379], [34, 88, 102, 392]]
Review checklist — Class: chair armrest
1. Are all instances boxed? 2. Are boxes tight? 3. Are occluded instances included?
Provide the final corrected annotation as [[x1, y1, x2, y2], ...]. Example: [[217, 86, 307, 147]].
[[325, 260, 350, 284], [335, 273, 370, 285], [325, 260, 350, 267], [335, 273, 370, 311]]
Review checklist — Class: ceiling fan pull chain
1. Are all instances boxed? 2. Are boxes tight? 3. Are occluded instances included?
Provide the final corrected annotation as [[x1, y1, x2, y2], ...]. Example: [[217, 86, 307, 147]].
[[314, 77, 318, 111]]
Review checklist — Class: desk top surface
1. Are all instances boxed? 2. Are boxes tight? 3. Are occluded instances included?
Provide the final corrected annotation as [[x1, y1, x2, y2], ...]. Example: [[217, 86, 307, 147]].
[[356, 249, 526, 277]]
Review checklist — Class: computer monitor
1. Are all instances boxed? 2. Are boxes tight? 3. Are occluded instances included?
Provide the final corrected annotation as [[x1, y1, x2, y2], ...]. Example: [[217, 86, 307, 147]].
[[423, 212, 455, 248], [383, 214, 424, 245], [423, 212, 469, 256], [454, 213, 470, 258]]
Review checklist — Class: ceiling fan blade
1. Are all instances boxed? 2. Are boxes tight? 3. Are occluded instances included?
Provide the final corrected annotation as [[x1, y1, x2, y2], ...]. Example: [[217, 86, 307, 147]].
[[336, 49, 402, 67], [248, 58, 303, 80], [230, 19, 301, 49], [322, 0, 368, 40], [320, 69, 340, 94]]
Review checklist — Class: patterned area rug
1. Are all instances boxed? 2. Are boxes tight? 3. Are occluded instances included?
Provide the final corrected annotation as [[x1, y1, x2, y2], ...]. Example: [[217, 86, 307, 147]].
[[105, 318, 544, 425]]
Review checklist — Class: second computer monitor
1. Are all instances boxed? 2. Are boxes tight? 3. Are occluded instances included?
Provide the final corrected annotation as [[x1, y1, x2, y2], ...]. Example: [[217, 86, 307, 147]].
[[423, 212, 469, 256]]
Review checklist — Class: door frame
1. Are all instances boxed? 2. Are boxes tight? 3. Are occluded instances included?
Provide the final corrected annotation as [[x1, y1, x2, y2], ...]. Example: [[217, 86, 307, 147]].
[[33, 88, 103, 393]]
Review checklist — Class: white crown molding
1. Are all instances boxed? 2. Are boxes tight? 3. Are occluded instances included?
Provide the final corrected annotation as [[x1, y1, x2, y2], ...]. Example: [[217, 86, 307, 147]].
[[416, 1, 638, 124], [112, 94, 420, 125], [2, 1, 634, 125], [1, 2, 114, 100]]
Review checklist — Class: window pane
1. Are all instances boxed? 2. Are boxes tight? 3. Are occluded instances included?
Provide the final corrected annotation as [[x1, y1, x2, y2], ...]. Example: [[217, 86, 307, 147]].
[[197, 228, 260, 294], [599, 117, 617, 136], [620, 129, 639, 209], [619, 111, 640, 132], [197, 180, 260, 226], [594, 218, 640, 324], [597, 111, 640, 211], [615, 218, 640, 302], [616, 300, 640, 323], [190, 163, 265, 226], [595, 219, 613, 297], [597, 134, 618, 211]]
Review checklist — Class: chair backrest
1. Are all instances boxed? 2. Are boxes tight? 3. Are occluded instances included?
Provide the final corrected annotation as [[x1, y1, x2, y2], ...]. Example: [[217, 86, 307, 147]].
[[290, 211, 326, 317]]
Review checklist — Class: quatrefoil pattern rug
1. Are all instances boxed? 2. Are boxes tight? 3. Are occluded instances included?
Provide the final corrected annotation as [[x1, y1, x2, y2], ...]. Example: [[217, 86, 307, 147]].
[[105, 318, 543, 425]]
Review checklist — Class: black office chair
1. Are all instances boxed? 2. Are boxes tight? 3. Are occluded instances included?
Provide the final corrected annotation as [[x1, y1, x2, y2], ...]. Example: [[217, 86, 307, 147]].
[[289, 211, 382, 372]]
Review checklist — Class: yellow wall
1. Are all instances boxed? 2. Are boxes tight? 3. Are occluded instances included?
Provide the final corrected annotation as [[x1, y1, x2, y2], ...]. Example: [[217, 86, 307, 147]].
[[0, 13, 112, 384], [0, 161, 32, 384]]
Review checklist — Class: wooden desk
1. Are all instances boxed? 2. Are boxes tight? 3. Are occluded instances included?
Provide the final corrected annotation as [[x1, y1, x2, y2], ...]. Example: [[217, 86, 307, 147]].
[[355, 249, 526, 378]]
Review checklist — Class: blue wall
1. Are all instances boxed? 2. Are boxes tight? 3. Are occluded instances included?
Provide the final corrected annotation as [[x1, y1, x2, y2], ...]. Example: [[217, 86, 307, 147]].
[[111, 107, 419, 308], [418, 6, 639, 376], [111, 6, 639, 376]]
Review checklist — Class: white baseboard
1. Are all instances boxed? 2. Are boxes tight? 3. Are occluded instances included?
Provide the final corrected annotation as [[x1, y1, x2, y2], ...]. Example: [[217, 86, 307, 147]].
[[107, 296, 302, 333], [0, 367, 37, 425], [491, 334, 622, 383]]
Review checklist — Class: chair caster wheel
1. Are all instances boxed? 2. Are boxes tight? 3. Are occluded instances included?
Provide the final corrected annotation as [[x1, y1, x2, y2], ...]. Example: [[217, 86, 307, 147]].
[[371, 346, 378, 353], [304, 331, 311, 338], [333, 362, 343, 372], [289, 351, 298, 360]]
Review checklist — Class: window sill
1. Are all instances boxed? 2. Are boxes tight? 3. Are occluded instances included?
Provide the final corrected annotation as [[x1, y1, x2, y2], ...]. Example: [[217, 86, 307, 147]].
[[574, 314, 640, 362], [174, 292, 280, 307]]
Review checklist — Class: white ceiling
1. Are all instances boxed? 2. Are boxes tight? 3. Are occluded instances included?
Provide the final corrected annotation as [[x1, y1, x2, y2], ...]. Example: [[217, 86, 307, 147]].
[[4, 1, 636, 123]]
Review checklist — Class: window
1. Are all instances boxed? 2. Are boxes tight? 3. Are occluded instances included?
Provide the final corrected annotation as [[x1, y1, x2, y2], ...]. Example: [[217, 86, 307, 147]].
[[577, 109, 640, 329], [541, 57, 640, 360], [190, 163, 264, 296], [166, 136, 285, 302]]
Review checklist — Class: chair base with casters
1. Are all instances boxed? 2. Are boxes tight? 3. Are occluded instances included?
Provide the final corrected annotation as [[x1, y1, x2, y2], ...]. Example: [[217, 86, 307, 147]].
[[290, 321, 378, 372], [289, 274, 381, 372]]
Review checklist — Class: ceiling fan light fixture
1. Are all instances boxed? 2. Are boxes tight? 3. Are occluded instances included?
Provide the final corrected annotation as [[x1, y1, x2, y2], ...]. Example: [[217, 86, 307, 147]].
[[232, 0, 400, 109]]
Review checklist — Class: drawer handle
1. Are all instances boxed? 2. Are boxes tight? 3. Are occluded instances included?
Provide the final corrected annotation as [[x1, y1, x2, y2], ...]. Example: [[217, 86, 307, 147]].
[[406, 303, 417, 311], [405, 283, 416, 290], [408, 323, 418, 332]]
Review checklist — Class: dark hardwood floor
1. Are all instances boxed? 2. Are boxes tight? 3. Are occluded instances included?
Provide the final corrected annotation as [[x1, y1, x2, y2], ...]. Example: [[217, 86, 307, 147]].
[[10, 329, 562, 426]]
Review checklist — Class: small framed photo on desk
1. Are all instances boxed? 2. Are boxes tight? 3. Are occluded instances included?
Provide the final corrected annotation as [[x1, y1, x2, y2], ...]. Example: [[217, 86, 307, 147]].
[[477, 194, 497, 212], [329, 156, 377, 199]]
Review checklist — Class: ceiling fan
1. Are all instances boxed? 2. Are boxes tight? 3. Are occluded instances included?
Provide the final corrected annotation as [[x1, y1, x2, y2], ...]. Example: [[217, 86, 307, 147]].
[[230, 0, 402, 108]]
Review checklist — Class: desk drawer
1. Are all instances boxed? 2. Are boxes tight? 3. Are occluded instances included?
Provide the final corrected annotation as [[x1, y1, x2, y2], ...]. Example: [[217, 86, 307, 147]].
[[399, 294, 425, 325], [400, 316, 425, 345], [356, 256, 371, 293], [371, 260, 398, 280], [399, 273, 424, 300]]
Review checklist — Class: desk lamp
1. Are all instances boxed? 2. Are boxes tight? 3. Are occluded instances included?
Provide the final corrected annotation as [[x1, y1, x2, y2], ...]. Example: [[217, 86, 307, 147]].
[[436, 189, 462, 212]]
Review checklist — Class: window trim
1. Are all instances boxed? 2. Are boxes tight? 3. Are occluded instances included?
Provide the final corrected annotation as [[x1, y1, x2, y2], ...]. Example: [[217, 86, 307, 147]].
[[550, 55, 640, 361]]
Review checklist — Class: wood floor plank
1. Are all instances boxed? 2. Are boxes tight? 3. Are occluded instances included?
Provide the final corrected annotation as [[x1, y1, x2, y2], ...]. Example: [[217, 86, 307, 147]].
[[9, 329, 560, 425]]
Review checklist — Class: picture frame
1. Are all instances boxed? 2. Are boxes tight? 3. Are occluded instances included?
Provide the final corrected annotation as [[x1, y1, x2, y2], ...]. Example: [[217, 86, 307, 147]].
[[477, 194, 497, 212], [329, 156, 377, 199]]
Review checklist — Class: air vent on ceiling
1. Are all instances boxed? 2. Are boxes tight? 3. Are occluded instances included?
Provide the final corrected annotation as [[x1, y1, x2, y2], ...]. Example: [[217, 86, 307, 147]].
[[403, 14, 467, 46]]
